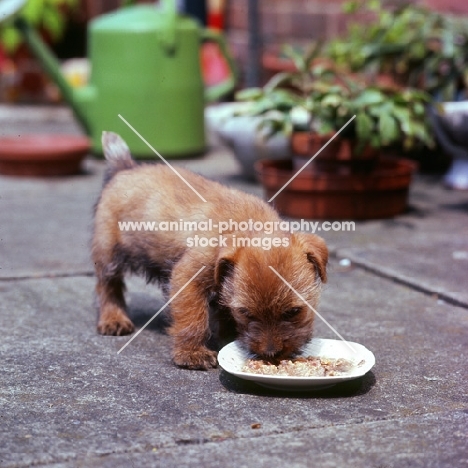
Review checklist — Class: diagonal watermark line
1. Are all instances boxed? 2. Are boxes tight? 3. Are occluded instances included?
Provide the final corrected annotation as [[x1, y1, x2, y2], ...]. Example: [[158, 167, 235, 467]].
[[269, 266, 357, 354], [268, 115, 356, 202], [117, 265, 206, 354], [118, 114, 207, 203]]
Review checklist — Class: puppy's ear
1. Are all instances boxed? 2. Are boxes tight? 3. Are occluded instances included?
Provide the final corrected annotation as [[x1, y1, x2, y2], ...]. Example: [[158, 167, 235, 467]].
[[214, 246, 239, 286], [294, 233, 328, 283]]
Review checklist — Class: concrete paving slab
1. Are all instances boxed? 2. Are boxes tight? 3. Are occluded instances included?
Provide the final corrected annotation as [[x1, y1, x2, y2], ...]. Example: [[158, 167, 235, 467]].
[[0, 161, 102, 278], [322, 177, 468, 307], [1, 104, 468, 467], [45, 411, 468, 468], [0, 264, 466, 467]]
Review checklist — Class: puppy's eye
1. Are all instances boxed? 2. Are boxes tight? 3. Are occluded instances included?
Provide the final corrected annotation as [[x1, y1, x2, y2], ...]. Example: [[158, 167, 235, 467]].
[[282, 307, 301, 320]]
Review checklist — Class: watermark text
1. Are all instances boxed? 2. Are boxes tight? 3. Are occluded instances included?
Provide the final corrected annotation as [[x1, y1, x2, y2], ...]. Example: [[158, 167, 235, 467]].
[[117, 219, 355, 235]]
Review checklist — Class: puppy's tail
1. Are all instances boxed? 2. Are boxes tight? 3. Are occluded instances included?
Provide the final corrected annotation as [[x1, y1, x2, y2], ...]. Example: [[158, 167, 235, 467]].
[[102, 131, 137, 186]]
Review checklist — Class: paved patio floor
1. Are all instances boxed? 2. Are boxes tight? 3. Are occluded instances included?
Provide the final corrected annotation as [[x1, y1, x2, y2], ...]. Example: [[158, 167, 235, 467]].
[[0, 106, 467, 468]]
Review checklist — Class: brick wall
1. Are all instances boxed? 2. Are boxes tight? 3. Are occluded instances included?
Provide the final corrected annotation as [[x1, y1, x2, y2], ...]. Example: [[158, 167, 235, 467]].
[[424, 0, 468, 14], [225, 0, 468, 85]]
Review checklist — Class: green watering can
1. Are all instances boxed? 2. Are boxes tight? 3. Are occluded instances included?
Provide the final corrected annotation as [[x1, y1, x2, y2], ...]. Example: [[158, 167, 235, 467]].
[[2, 0, 237, 157]]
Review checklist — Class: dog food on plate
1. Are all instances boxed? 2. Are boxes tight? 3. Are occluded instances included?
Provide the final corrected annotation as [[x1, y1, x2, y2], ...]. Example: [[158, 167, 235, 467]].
[[242, 356, 355, 377]]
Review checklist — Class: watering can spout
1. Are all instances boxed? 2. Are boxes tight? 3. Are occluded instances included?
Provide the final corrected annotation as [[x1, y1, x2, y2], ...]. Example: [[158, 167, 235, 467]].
[[14, 17, 92, 135]]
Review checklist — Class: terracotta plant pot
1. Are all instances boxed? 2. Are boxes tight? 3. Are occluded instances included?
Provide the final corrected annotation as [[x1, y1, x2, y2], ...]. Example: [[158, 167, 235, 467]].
[[0, 134, 91, 177], [291, 131, 341, 158], [291, 132, 379, 174], [255, 158, 417, 220]]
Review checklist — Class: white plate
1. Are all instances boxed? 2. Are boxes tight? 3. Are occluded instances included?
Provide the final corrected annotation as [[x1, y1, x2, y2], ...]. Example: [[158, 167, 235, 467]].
[[218, 338, 375, 391]]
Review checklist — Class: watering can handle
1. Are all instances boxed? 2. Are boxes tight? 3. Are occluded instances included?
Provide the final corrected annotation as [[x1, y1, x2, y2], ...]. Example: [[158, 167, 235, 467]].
[[159, 0, 177, 52], [201, 29, 237, 102]]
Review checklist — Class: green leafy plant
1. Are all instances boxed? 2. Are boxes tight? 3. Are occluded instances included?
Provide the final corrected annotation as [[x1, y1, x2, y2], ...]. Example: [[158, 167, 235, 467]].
[[0, 0, 78, 54], [235, 43, 337, 136], [327, 0, 468, 100], [236, 44, 434, 153]]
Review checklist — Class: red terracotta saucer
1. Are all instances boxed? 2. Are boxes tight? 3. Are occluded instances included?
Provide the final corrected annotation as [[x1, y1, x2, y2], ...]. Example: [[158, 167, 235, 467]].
[[0, 134, 91, 177]]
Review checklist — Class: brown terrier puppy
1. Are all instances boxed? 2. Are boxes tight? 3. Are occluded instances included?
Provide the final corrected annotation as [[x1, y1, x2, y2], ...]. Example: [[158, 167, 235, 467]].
[[92, 132, 328, 370]]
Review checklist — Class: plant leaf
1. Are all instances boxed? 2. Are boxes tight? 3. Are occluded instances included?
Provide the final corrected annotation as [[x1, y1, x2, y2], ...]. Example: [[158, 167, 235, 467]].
[[0, 27, 22, 53], [355, 111, 374, 144], [321, 94, 342, 107], [42, 5, 64, 40], [379, 113, 400, 145], [264, 72, 294, 92], [342, 1, 360, 14], [235, 88, 264, 101], [303, 41, 322, 70], [392, 106, 411, 133], [353, 88, 385, 106], [23, 0, 46, 25], [282, 44, 308, 73], [412, 121, 435, 147]]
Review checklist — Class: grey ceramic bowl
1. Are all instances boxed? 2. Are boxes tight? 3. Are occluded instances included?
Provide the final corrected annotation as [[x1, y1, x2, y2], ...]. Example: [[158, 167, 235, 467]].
[[429, 101, 468, 189], [206, 103, 292, 180]]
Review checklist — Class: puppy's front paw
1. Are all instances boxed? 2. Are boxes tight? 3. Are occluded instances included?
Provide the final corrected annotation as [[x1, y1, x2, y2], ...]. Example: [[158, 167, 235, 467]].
[[97, 316, 134, 336], [173, 347, 218, 370]]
